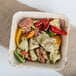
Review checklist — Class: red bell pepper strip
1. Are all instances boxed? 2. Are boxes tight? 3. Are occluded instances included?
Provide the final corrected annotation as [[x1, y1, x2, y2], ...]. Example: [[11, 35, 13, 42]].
[[35, 19, 47, 27], [44, 19, 53, 30], [27, 55, 33, 62], [35, 23, 46, 36], [39, 23, 44, 31], [21, 51, 30, 55], [49, 18, 54, 21], [21, 51, 33, 62], [50, 26, 67, 35], [43, 20, 49, 29], [35, 18, 53, 29]]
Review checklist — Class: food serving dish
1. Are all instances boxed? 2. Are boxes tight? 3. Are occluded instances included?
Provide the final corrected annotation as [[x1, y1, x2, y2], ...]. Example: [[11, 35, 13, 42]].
[[9, 11, 70, 70]]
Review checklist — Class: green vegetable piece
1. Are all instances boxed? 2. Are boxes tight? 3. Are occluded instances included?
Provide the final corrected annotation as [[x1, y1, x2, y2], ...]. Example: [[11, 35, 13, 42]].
[[30, 49, 38, 61], [48, 32, 55, 37], [33, 19, 38, 24], [49, 50, 61, 63], [53, 53, 61, 63], [14, 51, 25, 63], [46, 51, 50, 56], [31, 25, 36, 29], [19, 38, 28, 52]]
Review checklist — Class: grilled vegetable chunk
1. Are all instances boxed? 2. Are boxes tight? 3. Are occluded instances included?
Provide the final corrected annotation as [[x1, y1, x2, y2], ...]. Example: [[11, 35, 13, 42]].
[[50, 19, 60, 29], [36, 31, 58, 52], [36, 48, 45, 63], [40, 47, 48, 60], [30, 49, 38, 61], [29, 38, 39, 50], [14, 51, 25, 63], [36, 31, 49, 44], [49, 50, 61, 63], [19, 37, 28, 52]]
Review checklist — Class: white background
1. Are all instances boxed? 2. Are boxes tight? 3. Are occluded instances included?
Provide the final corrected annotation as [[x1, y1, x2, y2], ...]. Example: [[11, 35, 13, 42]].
[[18, 0, 76, 26], [1, 0, 76, 76]]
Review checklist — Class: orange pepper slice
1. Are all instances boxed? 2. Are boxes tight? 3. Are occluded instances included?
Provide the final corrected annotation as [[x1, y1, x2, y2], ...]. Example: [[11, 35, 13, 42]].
[[24, 29, 37, 39], [15, 28, 22, 48], [53, 35, 62, 45]]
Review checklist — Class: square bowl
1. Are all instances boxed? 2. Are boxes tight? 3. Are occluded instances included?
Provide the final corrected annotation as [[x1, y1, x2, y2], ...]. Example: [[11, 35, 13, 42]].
[[9, 11, 70, 70]]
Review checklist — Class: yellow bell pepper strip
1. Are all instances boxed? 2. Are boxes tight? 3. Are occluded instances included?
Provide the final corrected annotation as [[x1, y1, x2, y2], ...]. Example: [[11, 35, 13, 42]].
[[15, 28, 22, 48], [53, 35, 62, 45], [24, 29, 37, 39]]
